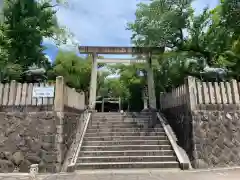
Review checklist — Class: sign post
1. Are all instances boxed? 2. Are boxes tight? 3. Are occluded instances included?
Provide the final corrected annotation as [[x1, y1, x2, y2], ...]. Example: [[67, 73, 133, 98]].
[[32, 87, 55, 98]]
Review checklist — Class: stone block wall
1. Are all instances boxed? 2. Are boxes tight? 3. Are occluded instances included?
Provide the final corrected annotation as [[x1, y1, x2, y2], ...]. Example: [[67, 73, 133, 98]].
[[160, 77, 240, 169], [0, 110, 57, 173], [63, 113, 80, 154], [0, 107, 84, 173], [163, 104, 240, 169], [192, 105, 240, 168], [56, 108, 84, 171]]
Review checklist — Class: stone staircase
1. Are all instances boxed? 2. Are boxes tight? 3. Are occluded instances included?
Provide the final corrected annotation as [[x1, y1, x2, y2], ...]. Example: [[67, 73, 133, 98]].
[[75, 112, 180, 169]]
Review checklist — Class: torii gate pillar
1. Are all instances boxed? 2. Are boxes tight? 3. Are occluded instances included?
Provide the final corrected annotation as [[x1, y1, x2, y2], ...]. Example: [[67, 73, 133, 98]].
[[146, 53, 157, 109], [89, 53, 98, 109]]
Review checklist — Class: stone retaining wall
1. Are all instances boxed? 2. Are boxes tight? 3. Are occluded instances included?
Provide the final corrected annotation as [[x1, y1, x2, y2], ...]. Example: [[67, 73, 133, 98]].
[[163, 105, 240, 169], [0, 111, 56, 173], [192, 105, 240, 168], [56, 110, 84, 172], [0, 107, 84, 173]]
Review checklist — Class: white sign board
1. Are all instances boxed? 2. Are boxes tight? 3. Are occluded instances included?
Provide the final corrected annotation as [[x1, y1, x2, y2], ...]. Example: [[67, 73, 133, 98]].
[[32, 87, 55, 98]]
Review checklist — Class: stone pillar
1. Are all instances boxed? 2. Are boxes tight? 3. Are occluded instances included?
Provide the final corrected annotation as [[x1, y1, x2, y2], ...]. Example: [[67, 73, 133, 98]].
[[89, 53, 98, 109], [143, 96, 148, 109], [54, 76, 65, 172], [55, 76, 64, 112], [146, 53, 157, 109], [142, 86, 148, 109]]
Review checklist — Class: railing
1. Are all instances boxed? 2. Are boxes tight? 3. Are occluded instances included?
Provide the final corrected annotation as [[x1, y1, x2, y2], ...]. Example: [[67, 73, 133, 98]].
[[160, 77, 240, 110], [0, 81, 54, 106], [195, 80, 239, 104], [62, 110, 92, 172], [160, 84, 187, 109], [0, 76, 85, 111], [157, 112, 191, 169], [64, 86, 85, 110]]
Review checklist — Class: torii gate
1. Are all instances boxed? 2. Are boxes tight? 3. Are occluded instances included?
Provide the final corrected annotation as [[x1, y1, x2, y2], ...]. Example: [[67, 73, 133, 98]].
[[78, 46, 163, 110]]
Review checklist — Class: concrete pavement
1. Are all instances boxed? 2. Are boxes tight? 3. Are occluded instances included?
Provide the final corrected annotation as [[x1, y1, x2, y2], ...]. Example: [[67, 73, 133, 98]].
[[1, 167, 240, 180]]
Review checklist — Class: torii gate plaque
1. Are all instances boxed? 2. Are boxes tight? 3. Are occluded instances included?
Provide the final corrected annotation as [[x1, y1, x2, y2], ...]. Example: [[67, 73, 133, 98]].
[[78, 46, 164, 110]]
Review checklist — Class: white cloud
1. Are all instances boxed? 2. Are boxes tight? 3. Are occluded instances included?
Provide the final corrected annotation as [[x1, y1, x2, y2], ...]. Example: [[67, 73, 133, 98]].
[[52, 0, 137, 47], [43, 36, 79, 52], [43, 0, 219, 51], [44, 54, 52, 62]]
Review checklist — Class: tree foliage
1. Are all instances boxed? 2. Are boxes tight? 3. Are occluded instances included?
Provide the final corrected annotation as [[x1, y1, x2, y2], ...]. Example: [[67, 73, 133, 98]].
[[52, 51, 92, 91], [127, 0, 240, 93], [0, 0, 70, 82]]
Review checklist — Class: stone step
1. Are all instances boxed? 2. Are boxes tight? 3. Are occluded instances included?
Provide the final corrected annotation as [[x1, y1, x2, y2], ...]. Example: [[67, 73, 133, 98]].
[[75, 161, 179, 169], [92, 117, 151, 120], [83, 139, 170, 146], [93, 113, 150, 116], [89, 124, 144, 129], [83, 135, 168, 141], [77, 155, 177, 163], [88, 124, 156, 130], [89, 121, 137, 126], [94, 112, 122, 114], [94, 112, 153, 115], [81, 145, 172, 151], [89, 121, 151, 126], [79, 150, 175, 157], [94, 112, 150, 115], [92, 117, 125, 120], [90, 119, 151, 124], [91, 118, 159, 122], [92, 116, 151, 120], [92, 114, 123, 118], [84, 131, 165, 137], [89, 122, 162, 127], [86, 128, 164, 133]]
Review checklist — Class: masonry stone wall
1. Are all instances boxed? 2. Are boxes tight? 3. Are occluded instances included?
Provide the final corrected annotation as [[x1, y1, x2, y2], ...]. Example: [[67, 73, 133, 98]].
[[192, 105, 240, 168], [58, 108, 84, 170], [0, 110, 57, 173], [0, 106, 83, 173], [163, 104, 240, 169]]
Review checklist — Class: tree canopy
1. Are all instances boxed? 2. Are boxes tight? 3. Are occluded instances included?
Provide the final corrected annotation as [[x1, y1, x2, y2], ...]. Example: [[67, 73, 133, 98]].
[[0, 0, 70, 82], [126, 0, 240, 91]]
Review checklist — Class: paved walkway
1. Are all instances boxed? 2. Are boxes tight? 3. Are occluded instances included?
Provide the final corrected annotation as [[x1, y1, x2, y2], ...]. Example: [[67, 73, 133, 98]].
[[1, 168, 240, 180]]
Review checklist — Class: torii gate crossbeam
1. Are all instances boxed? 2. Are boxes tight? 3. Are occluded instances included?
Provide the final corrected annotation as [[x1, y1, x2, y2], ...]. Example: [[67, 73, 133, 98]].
[[96, 58, 146, 64]]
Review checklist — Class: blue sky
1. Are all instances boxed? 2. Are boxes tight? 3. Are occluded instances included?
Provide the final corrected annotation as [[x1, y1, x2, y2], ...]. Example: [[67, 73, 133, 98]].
[[43, 0, 219, 61]]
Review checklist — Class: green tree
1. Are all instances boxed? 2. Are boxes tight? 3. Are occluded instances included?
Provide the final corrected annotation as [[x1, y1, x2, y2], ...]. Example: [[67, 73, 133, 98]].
[[221, 0, 240, 37], [105, 63, 146, 110], [0, 0, 70, 82], [53, 51, 92, 92], [97, 71, 110, 97], [128, 0, 240, 92], [127, 0, 193, 48]]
